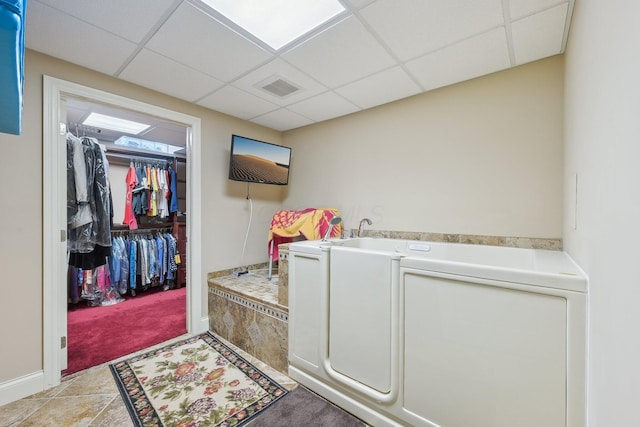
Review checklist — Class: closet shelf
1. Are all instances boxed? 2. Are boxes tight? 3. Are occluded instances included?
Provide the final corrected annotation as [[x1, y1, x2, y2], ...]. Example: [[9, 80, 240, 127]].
[[112, 223, 174, 231], [103, 142, 187, 161]]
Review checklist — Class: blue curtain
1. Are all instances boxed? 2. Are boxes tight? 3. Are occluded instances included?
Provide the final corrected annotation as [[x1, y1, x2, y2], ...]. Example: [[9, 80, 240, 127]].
[[0, 0, 26, 135]]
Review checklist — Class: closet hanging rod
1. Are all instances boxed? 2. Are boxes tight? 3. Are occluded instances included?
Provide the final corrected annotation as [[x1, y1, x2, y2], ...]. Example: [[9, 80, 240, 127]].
[[68, 122, 101, 135], [111, 227, 172, 235]]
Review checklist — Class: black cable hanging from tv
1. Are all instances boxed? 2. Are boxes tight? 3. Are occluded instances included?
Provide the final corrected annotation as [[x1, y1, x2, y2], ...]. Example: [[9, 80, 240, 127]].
[[235, 182, 252, 276]]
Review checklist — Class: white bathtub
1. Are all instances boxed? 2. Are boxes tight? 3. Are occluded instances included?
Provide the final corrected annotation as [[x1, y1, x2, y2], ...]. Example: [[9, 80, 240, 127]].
[[288, 237, 587, 427], [327, 237, 586, 290]]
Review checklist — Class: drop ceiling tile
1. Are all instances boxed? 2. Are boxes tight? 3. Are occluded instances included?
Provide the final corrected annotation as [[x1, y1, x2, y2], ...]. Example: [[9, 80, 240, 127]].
[[197, 86, 279, 120], [26, 2, 138, 75], [250, 109, 315, 132], [145, 2, 272, 82], [232, 59, 327, 106], [508, 0, 568, 20], [336, 66, 421, 109], [288, 92, 360, 122], [405, 28, 511, 92], [511, 3, 568, 65], [282, 16, 396, 87], [119, 49, 224, 102], [31, 0, 177, 43], [25, 0, 576, 133], [359, 0, 505, 61]]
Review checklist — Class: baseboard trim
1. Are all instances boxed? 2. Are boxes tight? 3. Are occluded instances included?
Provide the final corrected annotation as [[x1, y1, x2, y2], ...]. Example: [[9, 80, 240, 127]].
[[0, 371, 44, 407], [197, 315, 209, 334]]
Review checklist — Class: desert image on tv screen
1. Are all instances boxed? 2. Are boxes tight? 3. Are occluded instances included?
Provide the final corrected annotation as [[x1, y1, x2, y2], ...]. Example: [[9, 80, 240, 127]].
[[230, 136, 290, 185]]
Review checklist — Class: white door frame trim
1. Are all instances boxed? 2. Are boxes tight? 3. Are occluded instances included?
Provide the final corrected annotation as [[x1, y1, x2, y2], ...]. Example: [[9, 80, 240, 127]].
[[42, 76, 205, 390]]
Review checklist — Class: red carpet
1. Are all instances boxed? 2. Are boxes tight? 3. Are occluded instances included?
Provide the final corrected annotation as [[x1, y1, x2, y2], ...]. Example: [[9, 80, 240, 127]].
[[64, 287, 187, 375]]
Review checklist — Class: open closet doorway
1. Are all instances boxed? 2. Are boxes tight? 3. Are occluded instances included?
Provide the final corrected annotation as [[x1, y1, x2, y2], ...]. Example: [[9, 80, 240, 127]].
[[64, 95, 189, 375], [43, 77, 205, 390]]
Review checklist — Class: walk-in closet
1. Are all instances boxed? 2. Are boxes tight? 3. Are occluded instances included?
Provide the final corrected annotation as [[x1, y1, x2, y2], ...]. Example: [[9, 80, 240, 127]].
[[64, 96, 189, 375]]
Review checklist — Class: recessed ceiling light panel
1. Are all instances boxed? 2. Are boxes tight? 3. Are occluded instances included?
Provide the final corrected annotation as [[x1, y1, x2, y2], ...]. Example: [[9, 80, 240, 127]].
[[83, 112, 150, 135], [202, 0, 346, 50]]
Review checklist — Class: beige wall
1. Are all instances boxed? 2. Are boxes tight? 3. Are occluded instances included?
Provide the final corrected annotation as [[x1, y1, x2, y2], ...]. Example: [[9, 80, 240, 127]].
[[283, 56, 564, 239], [0, 50, 284, 383], [564, 1, 640, 425]]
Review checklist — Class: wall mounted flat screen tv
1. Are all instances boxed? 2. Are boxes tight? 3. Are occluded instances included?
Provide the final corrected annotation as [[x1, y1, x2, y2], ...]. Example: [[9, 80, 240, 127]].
[[228, 135, 292, 185]]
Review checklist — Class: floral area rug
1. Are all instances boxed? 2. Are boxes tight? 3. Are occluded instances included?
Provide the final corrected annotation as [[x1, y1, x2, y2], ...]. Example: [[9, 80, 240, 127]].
[[110, 332, 288, 426]]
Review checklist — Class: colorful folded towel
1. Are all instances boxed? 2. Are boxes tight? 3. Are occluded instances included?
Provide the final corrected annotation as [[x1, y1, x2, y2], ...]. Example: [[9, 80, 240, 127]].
[[268, 208, 342, 260]]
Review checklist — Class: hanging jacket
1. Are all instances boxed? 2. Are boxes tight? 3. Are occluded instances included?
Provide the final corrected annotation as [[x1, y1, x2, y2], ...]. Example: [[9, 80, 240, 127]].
[[67, 136, 112, 264], [169, 166, 179, 213]]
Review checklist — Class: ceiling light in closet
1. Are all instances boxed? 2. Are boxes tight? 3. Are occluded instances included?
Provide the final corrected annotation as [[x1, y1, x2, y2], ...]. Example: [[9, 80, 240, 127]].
[[83, 112, 150, 135], [114, 136, 184, 155], [202, 0, 345, 50]]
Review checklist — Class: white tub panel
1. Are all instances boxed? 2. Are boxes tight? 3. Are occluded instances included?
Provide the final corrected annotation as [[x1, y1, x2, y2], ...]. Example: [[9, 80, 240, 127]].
[[290, 254, 324, 368], [329, 247, 393, 394], [403, 272, 567, 427]]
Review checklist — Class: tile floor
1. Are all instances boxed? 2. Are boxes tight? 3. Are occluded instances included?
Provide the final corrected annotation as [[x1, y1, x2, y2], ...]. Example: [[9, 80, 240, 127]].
[[0, 333, 298, 427]]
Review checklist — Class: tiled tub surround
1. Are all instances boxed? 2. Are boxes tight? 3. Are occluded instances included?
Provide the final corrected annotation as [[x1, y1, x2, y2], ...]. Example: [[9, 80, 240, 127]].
[[350, 229, 562, 250], [277, 246, 289, 306], [208, 270, 289, 374]]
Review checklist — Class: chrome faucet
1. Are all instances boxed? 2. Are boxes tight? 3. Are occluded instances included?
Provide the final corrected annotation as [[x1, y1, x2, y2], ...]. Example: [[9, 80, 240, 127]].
[[322, 216, 342, 241], [357, 218, 372, 237]]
